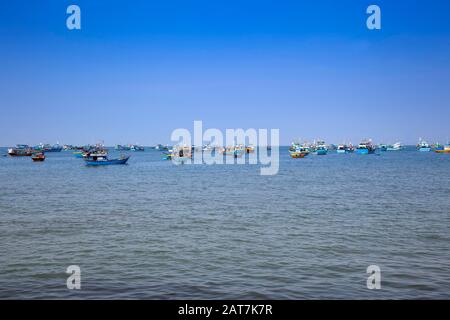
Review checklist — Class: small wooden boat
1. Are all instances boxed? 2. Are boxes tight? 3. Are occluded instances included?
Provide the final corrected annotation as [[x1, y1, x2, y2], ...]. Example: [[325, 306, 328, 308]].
[[32, 153, 46, 162], [290, 152, 306, 158], [289, 145, 309, 158], [84, 155, 130, 166]]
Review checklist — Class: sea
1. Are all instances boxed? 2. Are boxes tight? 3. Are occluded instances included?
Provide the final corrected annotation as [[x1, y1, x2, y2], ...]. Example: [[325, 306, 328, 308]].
[[0, 146, 449, 299]]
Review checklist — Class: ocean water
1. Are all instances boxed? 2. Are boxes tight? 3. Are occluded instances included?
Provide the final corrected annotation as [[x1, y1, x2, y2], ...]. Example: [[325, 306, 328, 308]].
[[0, 147, 449, 299]]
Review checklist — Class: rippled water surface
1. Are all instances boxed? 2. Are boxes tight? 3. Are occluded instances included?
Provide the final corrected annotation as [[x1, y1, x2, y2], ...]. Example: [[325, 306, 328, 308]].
[[0, 147, 449, 299]]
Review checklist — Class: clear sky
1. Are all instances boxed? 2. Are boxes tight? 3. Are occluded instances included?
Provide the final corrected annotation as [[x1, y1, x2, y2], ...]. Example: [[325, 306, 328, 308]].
[[1, 0, 449, 146]]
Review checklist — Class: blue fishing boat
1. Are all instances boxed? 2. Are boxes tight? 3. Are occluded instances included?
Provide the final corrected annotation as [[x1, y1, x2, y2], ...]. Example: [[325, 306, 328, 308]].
[[84, 154, 130, 166], [356, 140, 376, 154], [35, 143, 62, 152], [313, 140, 328, 155], [379, 144, 387, 152], [315, 146, 327, 155]]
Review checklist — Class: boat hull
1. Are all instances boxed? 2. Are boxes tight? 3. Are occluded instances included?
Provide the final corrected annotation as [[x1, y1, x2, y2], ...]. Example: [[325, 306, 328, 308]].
[[356, 148, 375, 154], [315, 149, 327, 155], [290, 152, 307, 158], [336, 149, 346, 154], [419, 147, 431, 152], [85, 157, 130, 166]]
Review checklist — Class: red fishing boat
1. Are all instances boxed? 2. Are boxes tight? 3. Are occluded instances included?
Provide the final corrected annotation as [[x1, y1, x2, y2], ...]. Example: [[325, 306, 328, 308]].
[[31, 153, 46, 162]]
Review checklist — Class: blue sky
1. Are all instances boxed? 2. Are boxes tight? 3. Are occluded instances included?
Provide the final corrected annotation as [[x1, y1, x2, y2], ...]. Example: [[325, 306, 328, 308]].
[[1, 0, 449, 145]]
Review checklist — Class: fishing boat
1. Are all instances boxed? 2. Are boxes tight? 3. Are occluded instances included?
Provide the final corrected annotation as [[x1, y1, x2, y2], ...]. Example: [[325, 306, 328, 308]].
[[155, 144, 169, 151], [312, 140, 328, 155], [84, 154, 130, 166], [378, 144, 387, 152], [336, 144, 347, 154], [115, 144, 131, 151], [170, 146, 192, 163], [387, 142, 402, 151], [221, 146, 244, 158], [7, 145, 36, 156], [31, 153, 46, 162], [435, 144, 450, 153], [356, 140, 376, 154], [417, 139, 431, 152], [289, 144, 309, 158], [245, 145, 255, 154], [130, 144, 145, 151], [290, 152, 306, 158], [35, 143, 62, 152]]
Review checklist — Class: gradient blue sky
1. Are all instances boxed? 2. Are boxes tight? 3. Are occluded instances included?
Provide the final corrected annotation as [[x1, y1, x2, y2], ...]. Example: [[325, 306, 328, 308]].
[[1, 0, 449, 146]]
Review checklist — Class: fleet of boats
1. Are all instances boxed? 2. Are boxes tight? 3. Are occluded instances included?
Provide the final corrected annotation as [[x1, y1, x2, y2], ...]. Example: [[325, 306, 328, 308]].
[[3, 138, 449, 165], [286, 138, 448, 159]]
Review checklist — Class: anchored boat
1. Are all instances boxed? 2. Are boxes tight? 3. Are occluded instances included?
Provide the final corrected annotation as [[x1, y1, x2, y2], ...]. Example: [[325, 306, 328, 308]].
[[387, 142, 402, 151], [35, 143, 62, 152], [417, 139, 431, 152], [289, 142, 310, 158], [312, 140, 328, 155], [31, 153, 46, 162], [84, 154, 130, 166], [336, 144, 348, 154], [356, 140, 376, 154], [435, 144, 450, 153], [8, 145, 36, 156]]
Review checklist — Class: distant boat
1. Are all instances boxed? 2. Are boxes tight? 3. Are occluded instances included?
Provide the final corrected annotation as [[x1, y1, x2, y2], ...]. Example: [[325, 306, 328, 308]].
[[115, 144, 131, 151], [155, 144, 169, 151], [84, 154, 130, 166], [130, 144, 145, 151], [31, 153, 46, 162], [289, 145, 309, 158], [356, 140, 376, 154], [312, 140, 328, 155], [378, 144, 387, 152], [417, 139, 431, 152], [170, 146, 192, 163], [435, 144, 450, 153], [336, 144, 348, 154], [35, 143, 62, 152], [8, 145, 36, 156], [386, 142, 402, 151]]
